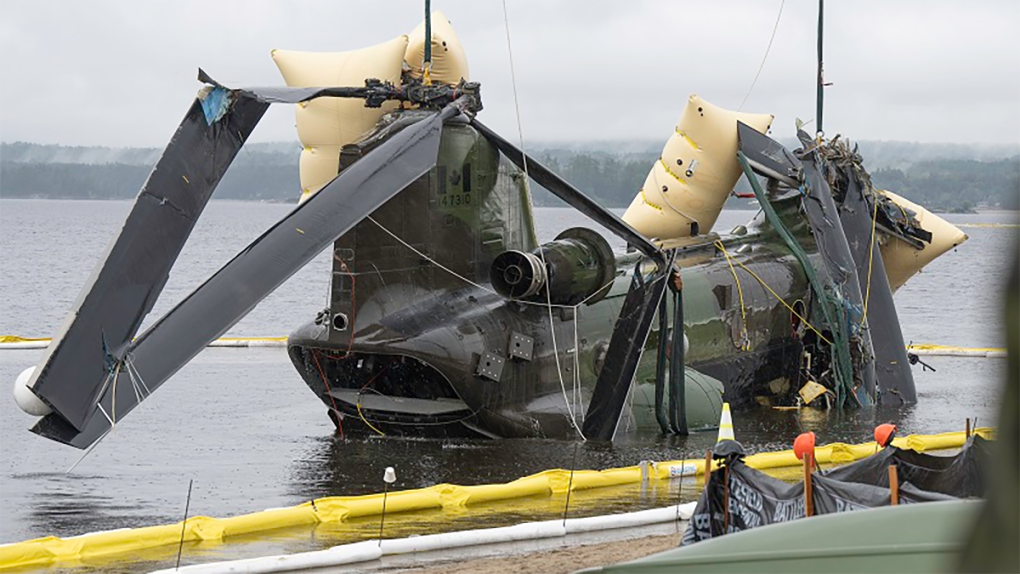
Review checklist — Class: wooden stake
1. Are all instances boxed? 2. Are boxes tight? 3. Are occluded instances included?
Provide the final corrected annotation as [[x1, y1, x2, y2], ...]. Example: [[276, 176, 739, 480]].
[[803, 452, 814, 517], [965, 418, 971, 438], [889, 464, 899, 506]]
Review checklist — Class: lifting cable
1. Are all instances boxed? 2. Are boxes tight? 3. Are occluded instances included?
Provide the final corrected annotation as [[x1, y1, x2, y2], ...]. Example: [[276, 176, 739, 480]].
[[500, 0, 584, 440], [738, 0, 786, 111], [861, 194, 879, 325], [713, 241, 751, 351], [365, 214, 622, 436]]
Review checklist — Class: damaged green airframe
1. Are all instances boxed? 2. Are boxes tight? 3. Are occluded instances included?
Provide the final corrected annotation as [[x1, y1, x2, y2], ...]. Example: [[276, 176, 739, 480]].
[[15, 21, 966, 447]]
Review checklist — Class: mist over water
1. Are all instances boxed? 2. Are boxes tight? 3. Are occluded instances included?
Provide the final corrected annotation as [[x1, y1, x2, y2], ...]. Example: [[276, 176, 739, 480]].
[[0, 200, 1014, 572]]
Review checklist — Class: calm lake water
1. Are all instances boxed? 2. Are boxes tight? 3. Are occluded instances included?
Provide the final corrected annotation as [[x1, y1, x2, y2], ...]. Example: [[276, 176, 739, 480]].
[[0, 199, 1015, 572]]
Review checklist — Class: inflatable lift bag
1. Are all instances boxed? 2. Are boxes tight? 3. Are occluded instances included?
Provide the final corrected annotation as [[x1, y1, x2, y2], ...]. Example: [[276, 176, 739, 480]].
[[878, 189, 969, 291], [405, 10, 470, 85], [272, 36, 409, 203], [623, 95, 772, 241]]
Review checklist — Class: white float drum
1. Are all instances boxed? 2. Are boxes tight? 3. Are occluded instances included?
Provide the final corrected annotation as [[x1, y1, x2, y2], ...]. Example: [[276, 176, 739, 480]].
[[623, 95, 773, 241], [13, 366, 51, 416]]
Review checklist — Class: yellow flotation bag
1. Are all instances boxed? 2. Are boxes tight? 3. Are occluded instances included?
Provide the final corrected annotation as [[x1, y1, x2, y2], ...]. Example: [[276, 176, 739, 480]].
[[274, 13, 470, 204], [272, 36, 409, 204], [406, 10, 470, 85], [622, 95, 773, 240], [878, 190, 969, 291]]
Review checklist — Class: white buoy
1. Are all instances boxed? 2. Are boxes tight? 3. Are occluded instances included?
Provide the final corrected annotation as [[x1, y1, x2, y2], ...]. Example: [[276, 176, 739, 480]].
[[716, 402, 734, 442], [383, 467, 397, 484], [13, 366, 51, 416]]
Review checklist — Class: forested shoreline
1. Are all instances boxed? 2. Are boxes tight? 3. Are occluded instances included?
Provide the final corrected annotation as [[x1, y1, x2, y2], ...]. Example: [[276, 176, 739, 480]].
[[2, 142, 1017, 212]]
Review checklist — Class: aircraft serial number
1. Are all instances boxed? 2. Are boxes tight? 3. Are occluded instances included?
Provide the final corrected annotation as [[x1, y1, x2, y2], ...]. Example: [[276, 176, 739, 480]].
[[439, 193, 471, 207]]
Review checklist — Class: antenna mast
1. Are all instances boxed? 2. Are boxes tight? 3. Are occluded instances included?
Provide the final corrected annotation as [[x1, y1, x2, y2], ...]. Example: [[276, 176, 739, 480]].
[[816, 0, 825, 136], [423, 0, 432, 82]]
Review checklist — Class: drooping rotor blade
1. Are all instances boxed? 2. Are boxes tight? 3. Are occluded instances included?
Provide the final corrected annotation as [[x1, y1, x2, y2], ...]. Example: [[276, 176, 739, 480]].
[[798, 151, 877, 405], [469, 119, 665, 266], [198, 69, 482, 112], [31, 102, 462, 449], [25, 89, 270, 432], [582, 258, 672, 441], [839, 170, 916, 404]]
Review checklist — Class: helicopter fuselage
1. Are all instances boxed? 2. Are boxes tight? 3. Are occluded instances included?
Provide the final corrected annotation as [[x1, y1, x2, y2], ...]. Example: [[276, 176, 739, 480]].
[[287, 115, 824, 439]]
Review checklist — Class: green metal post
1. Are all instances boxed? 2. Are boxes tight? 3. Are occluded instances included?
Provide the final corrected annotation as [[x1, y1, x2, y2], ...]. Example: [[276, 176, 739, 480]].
[[654, 295, 671, 434], [816, 0, 824, 135], [424, 0, 432, 66], [669, 285, 688, 434]]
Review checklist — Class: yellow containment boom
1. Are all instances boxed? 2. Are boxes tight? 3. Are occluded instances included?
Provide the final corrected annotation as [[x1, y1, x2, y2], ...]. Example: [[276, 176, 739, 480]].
[[878, 190, 969, 291], [0, 428, 993, 571], [622, 95, 772, 240]]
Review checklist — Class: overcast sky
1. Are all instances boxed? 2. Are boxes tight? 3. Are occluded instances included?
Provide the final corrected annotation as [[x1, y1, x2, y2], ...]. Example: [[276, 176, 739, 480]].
[[1, 0, 1018, 148]]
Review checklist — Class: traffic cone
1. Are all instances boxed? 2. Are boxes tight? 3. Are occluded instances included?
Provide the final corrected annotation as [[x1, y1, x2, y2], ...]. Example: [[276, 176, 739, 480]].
[[717, 402, 734, 442]]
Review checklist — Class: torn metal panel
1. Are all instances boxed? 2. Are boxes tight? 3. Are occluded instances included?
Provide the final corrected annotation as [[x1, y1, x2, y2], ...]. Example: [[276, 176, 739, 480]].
[[31, 101, 460, 449], [27, 91, 269, 433], [797, 133, 877, 405]]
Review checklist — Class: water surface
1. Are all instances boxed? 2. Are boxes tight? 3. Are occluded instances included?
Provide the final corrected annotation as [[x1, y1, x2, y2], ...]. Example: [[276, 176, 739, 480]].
[[0, 199, 1014, 571]]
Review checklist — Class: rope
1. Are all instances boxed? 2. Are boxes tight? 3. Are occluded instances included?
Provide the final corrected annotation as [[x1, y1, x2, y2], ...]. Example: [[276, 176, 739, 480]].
[[365, 221, 613, 440], [366, 216, 614, 310], [861, 195, 878, 325], [713, 241, 751, 351], [500, 0, 583, 440], [739, 0, 786, 111], [109, 362, 123, 424], [714, 240, 832, 345]]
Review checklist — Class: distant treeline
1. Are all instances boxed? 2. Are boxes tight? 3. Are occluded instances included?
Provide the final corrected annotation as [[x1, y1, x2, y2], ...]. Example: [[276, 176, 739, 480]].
[[0, 161, 301, 202], [871, 158, 1020, 212], [2, 142, 1017, 212], [533, 152, 1019, 212]]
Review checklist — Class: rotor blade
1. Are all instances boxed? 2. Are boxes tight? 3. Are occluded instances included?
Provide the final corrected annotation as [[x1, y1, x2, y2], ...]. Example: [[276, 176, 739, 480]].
[[31, 103, 460, 449], [469, 118, 665, 266], [582, 259, 671, 441], [199, 68, 378, 104], [839, 171, 915, 404], [26, 90, 269, 432], [799, 152, 877, 404]]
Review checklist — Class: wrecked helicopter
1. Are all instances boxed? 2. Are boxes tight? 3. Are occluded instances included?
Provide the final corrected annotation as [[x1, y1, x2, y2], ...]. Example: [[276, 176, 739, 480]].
[[13, 11, 967, 449]]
